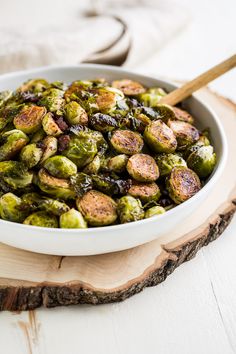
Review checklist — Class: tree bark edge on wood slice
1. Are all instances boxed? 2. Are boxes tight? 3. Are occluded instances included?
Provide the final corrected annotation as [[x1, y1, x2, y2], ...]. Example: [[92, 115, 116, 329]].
[[0, 90, 236, 311]]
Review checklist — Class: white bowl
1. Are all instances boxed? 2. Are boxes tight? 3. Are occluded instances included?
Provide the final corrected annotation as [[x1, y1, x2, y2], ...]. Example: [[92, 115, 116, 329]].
[[0, 65, 227, 255]]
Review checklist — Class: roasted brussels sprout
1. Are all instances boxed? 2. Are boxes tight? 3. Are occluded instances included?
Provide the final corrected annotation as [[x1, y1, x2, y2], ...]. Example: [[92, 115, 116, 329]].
[[117, 195, 144, 223], [92, 87, 117, 112], [155, 153, 187, 176], [40, 136, 58, 164], [22, 192, 70, 216], [37, 168, 76, 199], [91, 174, 131, 196], [107, 154, 128, 173], [65, 101, 88, 125], [0, 160, 33, 189], [39, 88, 65, 114], [83, 155, 101, 175], [70, 172, 93, 197], [184, 134, 210, 159], [23, 211, 58, 228], [110, 129, 144, 155], [13, 105, 46, 134], [77, 190, 117, 226], [18, 79, 49, 93], [144, 120, 177, 153], [128, 181, 160, 203], [126, 154, 159, 182], [133, 113, 151, 133], [60, 208, 87, 229], [187, 145, 216, 178], [112, 79, 145, 96], [0, 102, 23, 131], [138, 87, 166, 107], [30, 128, 46, 143], [173, 107, 194, 124], [89, 113, 118, 133], [64, 101, 88, 126], [155, 104, 176, 122], [62, 132, 98, 168], [44, 155, 77, 179], [0, 91, 12, 107], [145, 205, 166, 218], [166, 166, 201, 204], [20, 143, 43, 168], [0, 193, 28, 222], [167, 120, 199, 148], [0, 129, 29, 161], [42, 112, 63, 136]]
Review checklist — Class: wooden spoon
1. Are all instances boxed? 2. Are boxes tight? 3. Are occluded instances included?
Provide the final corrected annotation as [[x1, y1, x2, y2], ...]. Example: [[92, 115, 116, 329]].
[[160, 54, 236, 106]]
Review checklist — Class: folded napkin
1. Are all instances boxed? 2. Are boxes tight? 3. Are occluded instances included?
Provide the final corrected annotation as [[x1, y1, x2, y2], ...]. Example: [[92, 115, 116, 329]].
[[0, 0, 189, 73]]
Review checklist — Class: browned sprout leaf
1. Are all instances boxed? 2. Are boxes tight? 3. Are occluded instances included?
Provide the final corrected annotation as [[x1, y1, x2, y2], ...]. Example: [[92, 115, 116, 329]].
[[112, 79, 146, 96]]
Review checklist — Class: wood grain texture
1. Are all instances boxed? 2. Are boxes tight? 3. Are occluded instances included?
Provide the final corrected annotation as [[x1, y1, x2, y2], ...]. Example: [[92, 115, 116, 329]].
[[0, 88, 235, 311]]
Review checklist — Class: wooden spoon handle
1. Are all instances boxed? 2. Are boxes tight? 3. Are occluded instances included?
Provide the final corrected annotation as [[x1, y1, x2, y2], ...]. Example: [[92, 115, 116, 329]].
[[160, 54, 236, 106]]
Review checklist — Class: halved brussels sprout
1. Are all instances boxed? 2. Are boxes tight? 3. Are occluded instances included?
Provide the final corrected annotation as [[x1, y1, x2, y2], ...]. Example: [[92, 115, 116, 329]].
[[108, 154, 128, 173], [126, 153, 159, 182], [0, 161, 33, 189], [0, 91, 12, 108], [0, 193, 28, 222], [128, 181, 161, 203], [92, 87, 117, 112], [22, 192, 70, 216], [133, 113, 151, 132], [64, 101, 88, 126], [187, 145, 216, 178], [42, 112, 63, 136], [18, 79, 49, 93], [62, 132, 98, 168], [138, 87, 166, 107], [83, 155, 101, 175], [64, 80, 92, 102], [40, 136, 58, 164], [167, 120, 199, 148], [91, 174, 131, 196], [0, 129, 29, 161], [23, 211, 58, 228], [155, 153, 187, 176], [60, 208, 87, 229], [70, 173, 93, 197], [89, 113, 118, 133], [155, 104, 176, 122], [184, 134, 210, 159], [77, 190, 117, 226], [13, 105, 46, 134], [30, 128, 46, 143], [44, 155, 77, 179], [20, 143, 43, 168], [166, 166, 201, 204], [145, 205, 166, 218], [173, 107, 194, 124], [0, 102, 23, 131], [39, 88, 65, 114], [144, 120, 177, 153], [117, 195, 144, 223], [110, 129, 144, 155], [37, 168, 76, 199], [112, 79, 146, 96]]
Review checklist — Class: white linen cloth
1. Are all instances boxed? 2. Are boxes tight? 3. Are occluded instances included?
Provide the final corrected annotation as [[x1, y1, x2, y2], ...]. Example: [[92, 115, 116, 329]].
[[0, 0, 189, 73]]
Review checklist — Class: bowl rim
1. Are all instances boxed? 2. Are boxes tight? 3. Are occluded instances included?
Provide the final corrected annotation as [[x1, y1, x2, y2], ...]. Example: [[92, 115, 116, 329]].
[[0, 64, 228, 236]]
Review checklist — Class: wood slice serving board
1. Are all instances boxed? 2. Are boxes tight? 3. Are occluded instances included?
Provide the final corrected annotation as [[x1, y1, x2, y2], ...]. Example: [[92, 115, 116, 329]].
[[0, 88, 236, 311]]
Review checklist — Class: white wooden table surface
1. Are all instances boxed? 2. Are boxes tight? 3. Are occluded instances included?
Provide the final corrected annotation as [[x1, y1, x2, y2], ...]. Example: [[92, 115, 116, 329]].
[[1, 0, 236, 353]]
